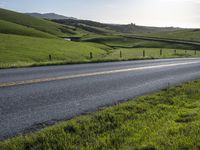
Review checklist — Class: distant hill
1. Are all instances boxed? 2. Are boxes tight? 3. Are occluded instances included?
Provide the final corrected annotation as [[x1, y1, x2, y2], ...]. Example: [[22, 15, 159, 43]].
[[54, 19, 181, 34], [26, 13, 77, 20], [26, 12, 182, 34], [1, 8, 199, 42]]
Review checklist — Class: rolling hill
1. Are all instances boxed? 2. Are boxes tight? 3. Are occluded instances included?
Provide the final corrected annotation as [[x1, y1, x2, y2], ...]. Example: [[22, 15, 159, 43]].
[[54, 19, 181, 34], [0, 20, 56, 38], [27, 12, 181, 34], [0, 33, 110, 68], [137, 29, 200, 42], [1, 8, 200, 69], [26, 13, 77, 20], [0, 8, 80, 37]]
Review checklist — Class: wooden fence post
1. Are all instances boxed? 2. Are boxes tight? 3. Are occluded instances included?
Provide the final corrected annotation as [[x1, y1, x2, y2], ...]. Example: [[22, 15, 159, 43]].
[[49, 54, 52, 61], [90, 52, 93, 59], [160, 49, 162, 56], [143, 50, 145, 57]]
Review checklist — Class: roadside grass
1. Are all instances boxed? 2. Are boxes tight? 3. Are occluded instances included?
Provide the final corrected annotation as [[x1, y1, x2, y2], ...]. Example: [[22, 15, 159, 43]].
[[0, 58, 154, 69], [105, 48, 200, 60], [1, 80, 200, 149]]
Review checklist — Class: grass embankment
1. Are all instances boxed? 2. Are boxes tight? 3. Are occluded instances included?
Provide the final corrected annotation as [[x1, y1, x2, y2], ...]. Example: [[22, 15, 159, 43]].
[[1, 80, 200, 149]]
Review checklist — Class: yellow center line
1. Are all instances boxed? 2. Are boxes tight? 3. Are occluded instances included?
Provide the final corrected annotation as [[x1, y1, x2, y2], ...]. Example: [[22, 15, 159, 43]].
[[0, 61, 200, 88]]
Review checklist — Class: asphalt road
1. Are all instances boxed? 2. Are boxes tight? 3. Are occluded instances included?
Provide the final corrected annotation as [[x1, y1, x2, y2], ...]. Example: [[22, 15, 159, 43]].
[[1, 58, 200, 140]]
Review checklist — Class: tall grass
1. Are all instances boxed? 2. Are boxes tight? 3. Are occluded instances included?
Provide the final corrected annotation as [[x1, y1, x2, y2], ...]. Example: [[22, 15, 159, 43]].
[[1, 80, 200, 149]]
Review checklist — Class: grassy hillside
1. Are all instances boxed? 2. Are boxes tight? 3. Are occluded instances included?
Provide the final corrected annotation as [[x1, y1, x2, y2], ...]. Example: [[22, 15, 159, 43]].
[[55, 19, 180, 34], [0, 8, 200, 69], [54, 20, 117, 35], [82, 35, 197, 50], [0, 20, 56, 38], [139, 29, 200, 42], [0, 33, 110, 68], [1, 80, 200, 149], [0, 33, 199, 69], [0, 8, 79, 37]]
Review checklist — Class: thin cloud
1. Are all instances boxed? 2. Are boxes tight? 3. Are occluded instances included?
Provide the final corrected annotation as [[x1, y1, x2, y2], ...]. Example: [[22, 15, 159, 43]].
[[160, 0, 200, 3]]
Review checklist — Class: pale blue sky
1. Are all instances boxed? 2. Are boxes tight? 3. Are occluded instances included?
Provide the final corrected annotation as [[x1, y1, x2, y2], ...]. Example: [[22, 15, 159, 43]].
[[0, 0, 199, 28]]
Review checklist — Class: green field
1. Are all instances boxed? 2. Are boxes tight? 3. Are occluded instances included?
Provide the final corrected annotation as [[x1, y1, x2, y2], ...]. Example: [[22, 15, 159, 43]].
[[1, 79, 200, 149], [0, 33, 110, 68], [105, 48, 200, 60], [82, 35, 198, 50], [138, 29, 200, 42], [1, 33, 200, 69]]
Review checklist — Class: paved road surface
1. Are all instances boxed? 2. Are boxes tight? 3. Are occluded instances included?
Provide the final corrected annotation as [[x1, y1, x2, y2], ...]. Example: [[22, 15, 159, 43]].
[[1, 58, 200, 140]]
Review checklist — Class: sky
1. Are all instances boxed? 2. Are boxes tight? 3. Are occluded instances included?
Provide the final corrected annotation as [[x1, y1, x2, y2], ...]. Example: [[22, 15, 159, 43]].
[[0, 0, 199, 28]]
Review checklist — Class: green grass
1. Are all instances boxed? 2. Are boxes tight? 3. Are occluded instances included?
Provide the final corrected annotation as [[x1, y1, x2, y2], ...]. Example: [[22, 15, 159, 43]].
[[0, 33, 110, 68], [0, 8, 118, 39], [105, 48, 200, 60], [82, 35, 140, 47], [77, 24, 116, 35], [82, 35, 198, 50], [0, 20, 56, 38], [0, 8, 80, 37], [1, 33, 200, 69], [1, 8, 200, 69], [1, 79, 200, 149], [138, 29, 200, 42]]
